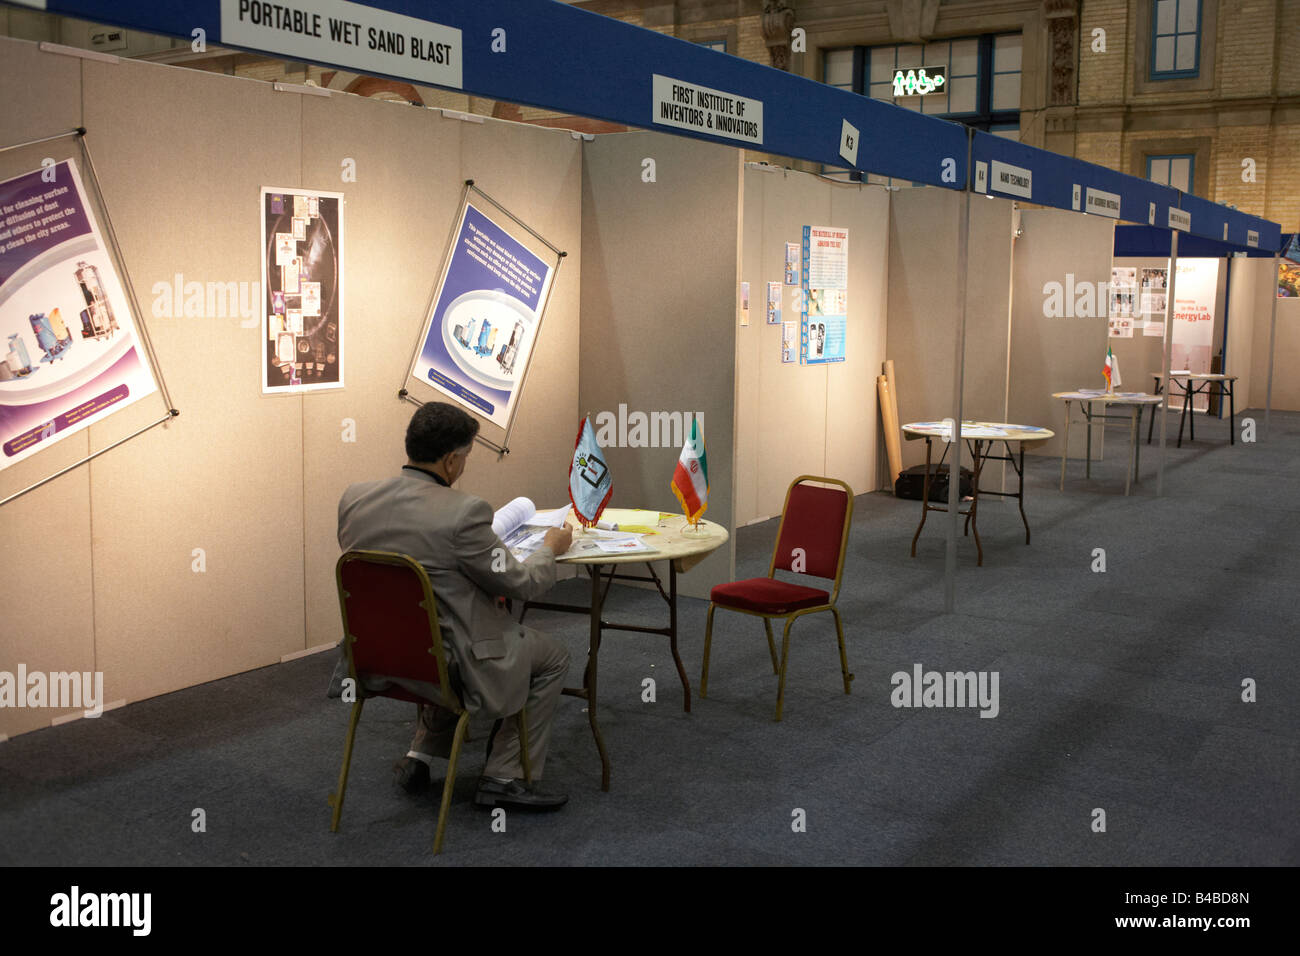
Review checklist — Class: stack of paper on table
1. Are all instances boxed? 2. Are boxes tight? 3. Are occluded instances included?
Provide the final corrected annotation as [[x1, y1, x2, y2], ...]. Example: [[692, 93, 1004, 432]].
[[492, 498, 657, 560]]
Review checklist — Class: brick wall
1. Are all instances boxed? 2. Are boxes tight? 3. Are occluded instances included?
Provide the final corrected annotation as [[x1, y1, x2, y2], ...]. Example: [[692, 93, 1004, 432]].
[[1078, 0, 1130, 104]]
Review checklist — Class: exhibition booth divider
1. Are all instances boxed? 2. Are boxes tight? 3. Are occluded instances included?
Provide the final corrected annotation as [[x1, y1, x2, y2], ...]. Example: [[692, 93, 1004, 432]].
[[0, 0, 1288, 737]]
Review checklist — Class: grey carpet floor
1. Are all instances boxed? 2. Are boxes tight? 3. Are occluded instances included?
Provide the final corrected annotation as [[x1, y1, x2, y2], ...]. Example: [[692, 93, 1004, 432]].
[[2, 409, 1297, 866]]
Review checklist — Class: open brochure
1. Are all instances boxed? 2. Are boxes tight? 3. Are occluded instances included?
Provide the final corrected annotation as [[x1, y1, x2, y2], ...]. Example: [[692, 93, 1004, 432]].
[[492, 497, 656, 561]]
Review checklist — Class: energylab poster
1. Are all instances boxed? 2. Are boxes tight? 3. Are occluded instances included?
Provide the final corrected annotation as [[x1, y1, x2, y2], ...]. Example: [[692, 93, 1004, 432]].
[[260, 187, 343, 393], [0, 159, 158, 472], [801, 225, 847, 365], [409, 200, 554, 430]]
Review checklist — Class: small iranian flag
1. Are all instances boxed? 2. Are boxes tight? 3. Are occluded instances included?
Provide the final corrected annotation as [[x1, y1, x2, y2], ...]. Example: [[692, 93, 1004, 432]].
[[1103, 346, 1121, 390], [671, 417, 708, 523]]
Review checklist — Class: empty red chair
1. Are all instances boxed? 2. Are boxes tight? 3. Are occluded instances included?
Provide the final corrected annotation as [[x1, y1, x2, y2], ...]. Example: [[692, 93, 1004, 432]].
[[700, 476, 854, 721]]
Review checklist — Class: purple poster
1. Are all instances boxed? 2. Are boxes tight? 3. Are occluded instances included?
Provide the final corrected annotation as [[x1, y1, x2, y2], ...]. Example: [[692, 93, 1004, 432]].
[[408, 201, 554, 429], [0, 159, 158, 471]]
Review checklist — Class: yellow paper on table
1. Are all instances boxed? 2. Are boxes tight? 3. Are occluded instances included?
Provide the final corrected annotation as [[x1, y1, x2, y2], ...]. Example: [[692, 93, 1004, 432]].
[[598, 508, 666, 532]]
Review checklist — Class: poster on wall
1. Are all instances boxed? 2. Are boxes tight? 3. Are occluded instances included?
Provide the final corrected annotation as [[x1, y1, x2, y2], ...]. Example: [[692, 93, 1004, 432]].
[[801, 225, 847, 365], [1108, 267, 1136, 338], [1170, 258, 1219, 412], [1280, 234, 1300, 297], [766, 281, 781, 324], [781, 320, 798, 363], [261, 187, 343, 393], [0, 159, 159, 472], [408, 199, 555, 431], [784, 242, 799, 285], [740, 281, 750, 326], [1139, 267, 1167, 316]]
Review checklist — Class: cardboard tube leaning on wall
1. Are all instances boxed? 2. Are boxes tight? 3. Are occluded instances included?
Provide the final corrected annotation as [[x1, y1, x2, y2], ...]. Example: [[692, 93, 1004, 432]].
[[878, 374, 903, 487]]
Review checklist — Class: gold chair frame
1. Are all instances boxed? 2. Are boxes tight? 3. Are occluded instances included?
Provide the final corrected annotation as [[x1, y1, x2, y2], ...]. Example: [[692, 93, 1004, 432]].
[[700, 476, 855, 721], [328, 549, 530, 855]]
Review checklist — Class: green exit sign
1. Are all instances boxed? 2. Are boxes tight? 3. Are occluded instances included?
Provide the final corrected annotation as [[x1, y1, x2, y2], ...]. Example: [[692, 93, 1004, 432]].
[[892, 66, 947, 96]]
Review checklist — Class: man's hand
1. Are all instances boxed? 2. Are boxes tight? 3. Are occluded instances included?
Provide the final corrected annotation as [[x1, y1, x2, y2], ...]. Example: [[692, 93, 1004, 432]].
[[543, 526, 573, 556]]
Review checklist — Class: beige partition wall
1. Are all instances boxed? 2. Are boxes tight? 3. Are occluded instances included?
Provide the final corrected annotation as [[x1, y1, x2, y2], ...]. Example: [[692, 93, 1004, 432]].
[[1007, 208, 1115, 458], [579, 131, 740, 598], [886, 188, 1015, 474], [1250, 265, 1300, 412], [0, 38, 582, 739], [1225, 256, 1259, 409], [735, 168, 888, 524]]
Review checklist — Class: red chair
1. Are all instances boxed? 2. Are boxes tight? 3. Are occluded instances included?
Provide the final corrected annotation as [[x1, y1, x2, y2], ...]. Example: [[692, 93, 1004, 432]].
[[700, 476, 854, 721], [329, 550, 529, 855]]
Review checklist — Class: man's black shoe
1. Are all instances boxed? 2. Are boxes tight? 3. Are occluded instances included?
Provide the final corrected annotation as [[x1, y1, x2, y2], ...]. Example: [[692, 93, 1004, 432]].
[[393, 756, 431, 795], [474, 777, 568, 812]]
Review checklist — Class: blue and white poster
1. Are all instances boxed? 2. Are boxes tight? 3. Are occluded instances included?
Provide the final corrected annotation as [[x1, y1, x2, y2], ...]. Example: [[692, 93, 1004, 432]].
[[800, 225, 847, 365], [409, 200, 554, 429]]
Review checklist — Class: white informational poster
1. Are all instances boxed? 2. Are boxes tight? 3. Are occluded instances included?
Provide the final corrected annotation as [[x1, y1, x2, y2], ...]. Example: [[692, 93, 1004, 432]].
[[408, 198, 556, 431], [0, 159, 159, 472], [801, 225, 847, 365], [766, 280, 781, 325], [1170, 258, 1219, 412], [1108, 266, 1136, 338], [261, 187, 344, 393], [781, 321, 798, 363]]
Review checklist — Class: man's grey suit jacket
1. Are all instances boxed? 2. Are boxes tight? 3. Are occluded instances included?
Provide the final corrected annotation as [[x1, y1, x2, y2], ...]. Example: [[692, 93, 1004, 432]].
[[332, 467, 558, 720]]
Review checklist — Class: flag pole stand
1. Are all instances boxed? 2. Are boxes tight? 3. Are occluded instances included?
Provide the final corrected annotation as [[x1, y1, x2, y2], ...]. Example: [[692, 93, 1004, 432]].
[[680, 515, 709, 536]]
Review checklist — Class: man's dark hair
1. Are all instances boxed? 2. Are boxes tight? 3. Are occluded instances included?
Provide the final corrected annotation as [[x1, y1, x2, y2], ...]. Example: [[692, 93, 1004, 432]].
[[406, 402, 479, 462]]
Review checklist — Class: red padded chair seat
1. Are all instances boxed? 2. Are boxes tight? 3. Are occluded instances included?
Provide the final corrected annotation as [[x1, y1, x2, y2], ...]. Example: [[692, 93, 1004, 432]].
[[711, 578, 830, 614]]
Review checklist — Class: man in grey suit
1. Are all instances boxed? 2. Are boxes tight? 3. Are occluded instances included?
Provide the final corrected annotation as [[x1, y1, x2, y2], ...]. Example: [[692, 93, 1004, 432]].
[[333, 402, 573, 811]]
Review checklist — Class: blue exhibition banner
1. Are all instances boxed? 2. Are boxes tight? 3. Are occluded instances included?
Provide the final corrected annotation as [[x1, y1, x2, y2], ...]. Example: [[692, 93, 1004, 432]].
[[409, 200, 553, 429]]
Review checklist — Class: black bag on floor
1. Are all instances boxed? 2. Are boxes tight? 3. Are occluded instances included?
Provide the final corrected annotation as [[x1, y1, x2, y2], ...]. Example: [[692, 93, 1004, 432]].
[[894, 463, 973, 502]]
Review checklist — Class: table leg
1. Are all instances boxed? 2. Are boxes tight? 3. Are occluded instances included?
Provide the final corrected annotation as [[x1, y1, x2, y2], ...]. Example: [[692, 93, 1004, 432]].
[[1060, 401, 1070, 491], [1125, 405, 1137, 496], [1190, 382, 1197, 442], [969, 439, 984, 566], [666, 560, 690, 713], [1177, 381, 1189, 447], [1017, 442, 1030, 544], [1134, 407, 1143, 479], [587, 565, 610, 791], [1085, 401, 1093, 479], [1229, 381, 1235, 445], [910, 437, 932, 557]]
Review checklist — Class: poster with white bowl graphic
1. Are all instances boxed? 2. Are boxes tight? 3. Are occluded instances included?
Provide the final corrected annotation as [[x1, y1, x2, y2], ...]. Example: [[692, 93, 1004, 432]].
[[408, 201, 554, 430], [0, 159, 158, 472]]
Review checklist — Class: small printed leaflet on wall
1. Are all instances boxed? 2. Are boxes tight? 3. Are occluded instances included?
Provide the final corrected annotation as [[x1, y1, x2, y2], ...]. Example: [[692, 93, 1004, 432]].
[[261, 187, 344, 393], [781, 320, 798, 363], [407, 190, 558, 434], [0, 159, 159, 472], [1108, 266, 1136, 338], [801, 225, 847, 365], [766, 281, 781, 325], [1140, 267, 1167, 337]]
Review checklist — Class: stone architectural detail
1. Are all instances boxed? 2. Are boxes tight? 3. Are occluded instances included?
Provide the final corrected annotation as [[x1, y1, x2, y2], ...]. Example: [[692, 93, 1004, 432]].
[[1044, 0, 1078, 107], [885, 0, 942, 43], [761, 1, 795, 71]]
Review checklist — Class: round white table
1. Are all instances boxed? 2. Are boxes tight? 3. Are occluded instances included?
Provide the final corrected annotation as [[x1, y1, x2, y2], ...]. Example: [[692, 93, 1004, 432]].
[[901, 421, 1054, 566]]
